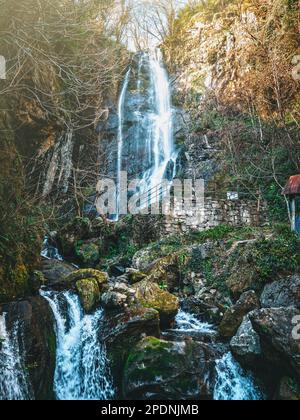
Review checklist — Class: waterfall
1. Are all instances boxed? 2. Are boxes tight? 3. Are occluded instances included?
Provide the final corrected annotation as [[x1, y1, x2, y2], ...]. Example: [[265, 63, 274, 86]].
[[145, 49, 175, 191], [173, 310, 215, 334], [41, 236, 63, 261], [116, 69, 131, 220], [214, 353, 263, 401], [115, 49, 177, 219], [40, 290, 115, 401], [0, 314, 32, 400]]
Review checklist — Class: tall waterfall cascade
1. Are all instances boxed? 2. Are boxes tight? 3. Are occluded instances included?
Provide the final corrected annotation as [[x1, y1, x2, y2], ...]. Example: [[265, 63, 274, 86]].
[[115, 49, 177, 219], [40, 290, 115, 401], [0, 314, 32, 400]]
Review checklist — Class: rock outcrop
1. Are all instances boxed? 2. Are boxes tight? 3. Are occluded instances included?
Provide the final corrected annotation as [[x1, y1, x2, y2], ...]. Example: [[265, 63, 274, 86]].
[[0, 297, 56, 400], [230, 315, 262, 365], [133, 280, 179, 328], [104, 306, 160, 395], [41, 259, 76, 287], [249, 307, 300, 380], [219, 291, 260, 338], [261, 276, 300, 309], [123, 336, 218, 400]]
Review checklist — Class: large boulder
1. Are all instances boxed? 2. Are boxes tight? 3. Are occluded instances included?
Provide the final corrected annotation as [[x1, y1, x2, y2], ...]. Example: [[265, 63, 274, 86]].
[[249, 307, 300, 379], [230, 315, 262, 365], [0, 297, 56, 400], [103, 306, 160, 395], [41, 259, 76, 287], [64, 269, 109, 312], [261, 276, 300, 309], [63, 269, 109, 288], [133, 280, 179, 328], [123, 336, 218, 400], [219, 291, 260, 338], [75, 278, 100, 313]]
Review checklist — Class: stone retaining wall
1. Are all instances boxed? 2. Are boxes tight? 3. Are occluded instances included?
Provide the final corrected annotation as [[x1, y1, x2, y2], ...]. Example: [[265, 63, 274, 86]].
[[164, 197, 268, 234]]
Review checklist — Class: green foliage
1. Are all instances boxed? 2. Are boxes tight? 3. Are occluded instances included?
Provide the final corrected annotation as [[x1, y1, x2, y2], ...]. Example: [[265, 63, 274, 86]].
[[228, 227, 300, 286]]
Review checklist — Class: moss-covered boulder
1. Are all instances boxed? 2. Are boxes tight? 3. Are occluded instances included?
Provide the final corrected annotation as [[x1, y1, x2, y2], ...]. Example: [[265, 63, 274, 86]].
[[146, 254, 180, 292], [225, 233, 300, 296], [75, 240, 100, 267], [123, 336, 217, 400], [133, 280, 179, 328], [104, 306, 160, 396], [63, 269, 109, 289], [75, 278, 100, 313]]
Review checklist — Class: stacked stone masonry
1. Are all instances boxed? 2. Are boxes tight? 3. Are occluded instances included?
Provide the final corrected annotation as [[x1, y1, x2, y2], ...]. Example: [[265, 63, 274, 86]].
[[164, 197, 268, 234]]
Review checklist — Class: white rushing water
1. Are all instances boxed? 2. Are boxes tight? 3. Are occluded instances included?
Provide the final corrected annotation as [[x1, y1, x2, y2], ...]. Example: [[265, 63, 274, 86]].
[[115, 49, 177, 219], [41, 236, 63, 261], [214, 352, 263, 401], [171, 312, 263, 401], [0, 314, 32, 400], [116, 69, 131, 220], [146, 49, 175, 191], [173, 310, 215, 334], [40, 290, 115, 401]]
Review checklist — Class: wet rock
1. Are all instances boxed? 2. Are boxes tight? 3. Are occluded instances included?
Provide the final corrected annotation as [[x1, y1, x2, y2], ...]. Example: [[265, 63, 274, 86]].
[[133, 280, 179, 328], [41, 259, 76, 287], [0, 297, 56, 400], [219, 291, 260, 338], [276, 377, 300, 401], [261, 276, 300, 309], [104, 306, 160, 395], [76, 278, 100, 313], [123, 336, 217, 400], [230, 315, 262, 365], [249, 307, 300, 379]]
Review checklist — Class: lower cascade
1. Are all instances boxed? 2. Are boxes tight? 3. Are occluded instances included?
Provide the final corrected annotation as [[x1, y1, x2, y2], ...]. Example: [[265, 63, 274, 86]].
[[214, 352, 263, 401], [0, 314, 32, 401], [40, 290, 115, 401], [173, 310, 215, 334]]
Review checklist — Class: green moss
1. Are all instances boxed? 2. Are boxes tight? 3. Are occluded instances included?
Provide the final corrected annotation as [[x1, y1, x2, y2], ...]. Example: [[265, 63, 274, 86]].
[[75, 241, 100, 266], [63, 269, 108, 288], [75, 278, 100, 313]]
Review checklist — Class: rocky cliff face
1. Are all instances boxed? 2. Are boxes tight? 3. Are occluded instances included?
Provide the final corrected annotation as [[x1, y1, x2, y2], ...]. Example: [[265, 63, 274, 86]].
[[0, 297, 56, 400], [163, 0, 300, 220]]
